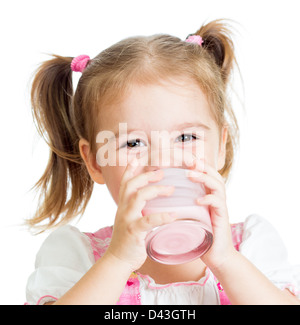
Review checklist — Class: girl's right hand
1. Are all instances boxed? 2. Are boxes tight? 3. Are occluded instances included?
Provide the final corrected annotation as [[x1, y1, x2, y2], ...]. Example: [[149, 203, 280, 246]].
[[105, 158, 176, 272]]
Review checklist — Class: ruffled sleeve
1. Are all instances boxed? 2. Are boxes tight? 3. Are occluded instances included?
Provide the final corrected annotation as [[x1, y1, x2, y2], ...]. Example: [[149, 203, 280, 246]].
[[26, 225, 94, 305], [239, 214, 300, 298]]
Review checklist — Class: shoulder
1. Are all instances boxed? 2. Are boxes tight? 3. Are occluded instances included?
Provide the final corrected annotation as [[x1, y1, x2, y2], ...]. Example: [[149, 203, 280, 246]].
[[35, 225, 94, 270], [239, 215, 300, 296], [243, 214, 280, 235], [241, 214, 287, 254], [239, 214, 289, 273], [240, 214, 288, 257], [26, 225, 109, 305]]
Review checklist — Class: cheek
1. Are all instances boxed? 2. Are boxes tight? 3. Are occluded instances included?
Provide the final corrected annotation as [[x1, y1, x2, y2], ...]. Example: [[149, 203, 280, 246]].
[[101, 167, 125, 204], [203, 137, 221, 168]]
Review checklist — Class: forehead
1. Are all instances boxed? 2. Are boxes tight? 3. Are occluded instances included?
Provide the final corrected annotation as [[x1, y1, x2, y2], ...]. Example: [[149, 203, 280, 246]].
[[98, 79, 216, 132]]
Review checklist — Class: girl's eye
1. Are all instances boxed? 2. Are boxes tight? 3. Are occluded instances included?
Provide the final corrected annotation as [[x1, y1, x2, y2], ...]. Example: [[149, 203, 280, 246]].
[[175, 133, 199, 143], [126, 139, 146, 148]]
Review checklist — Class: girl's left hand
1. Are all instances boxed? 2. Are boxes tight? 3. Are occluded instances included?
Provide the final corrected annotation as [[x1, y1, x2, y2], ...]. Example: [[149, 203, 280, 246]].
[[187, 159, 236, 271]]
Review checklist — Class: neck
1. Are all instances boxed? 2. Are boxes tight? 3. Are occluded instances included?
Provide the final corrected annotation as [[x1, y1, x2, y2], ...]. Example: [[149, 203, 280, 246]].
[[136, 257, 207, 285]]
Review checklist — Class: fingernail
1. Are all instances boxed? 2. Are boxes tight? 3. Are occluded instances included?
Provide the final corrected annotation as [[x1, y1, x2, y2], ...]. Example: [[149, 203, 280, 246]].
[[161, 186, 174, 194], [165, 185, 175, 191], [149, 171, 163, 182], [186, 171, 202, 177]]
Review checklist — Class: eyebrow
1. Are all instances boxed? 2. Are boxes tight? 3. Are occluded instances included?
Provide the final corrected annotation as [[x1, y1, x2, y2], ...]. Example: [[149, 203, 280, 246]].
[[173, 122, 211, 131], [108, 122, 211, 141]]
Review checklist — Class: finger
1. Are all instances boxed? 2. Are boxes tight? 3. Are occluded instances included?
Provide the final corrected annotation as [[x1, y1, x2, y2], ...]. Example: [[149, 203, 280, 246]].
[[120, 169, 164, 203], [188, 158, 224, 183], [197, 196, 229, 223], [126, 184, 175, 216], [186, 157, 205, 172], [196, 194, 223, 208], [134, 211, 177, 233], [201, 162, 225, 183], [187, 171, 225, 198], [120, 156, 140, 188], [196, 194, 228, 218]]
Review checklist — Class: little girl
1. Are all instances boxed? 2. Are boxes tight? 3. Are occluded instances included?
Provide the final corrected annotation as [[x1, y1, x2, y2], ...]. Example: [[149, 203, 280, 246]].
[[26, 19, 300, 305]]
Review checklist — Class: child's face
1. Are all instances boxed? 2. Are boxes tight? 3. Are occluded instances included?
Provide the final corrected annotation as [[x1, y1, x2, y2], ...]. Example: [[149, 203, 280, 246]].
[[80, 79, 227, 204]]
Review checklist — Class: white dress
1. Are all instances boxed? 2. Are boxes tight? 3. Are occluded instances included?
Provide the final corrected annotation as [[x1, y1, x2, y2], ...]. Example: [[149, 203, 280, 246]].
[[25, 214, 300, 305]]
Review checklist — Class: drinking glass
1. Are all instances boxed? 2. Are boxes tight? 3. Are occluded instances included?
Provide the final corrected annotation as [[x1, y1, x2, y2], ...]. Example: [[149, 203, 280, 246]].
[[142, 167, 213, 265]]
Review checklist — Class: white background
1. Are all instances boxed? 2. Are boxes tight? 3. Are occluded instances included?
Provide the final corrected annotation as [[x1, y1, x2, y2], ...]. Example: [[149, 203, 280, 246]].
[[0, 0, 299, 305]]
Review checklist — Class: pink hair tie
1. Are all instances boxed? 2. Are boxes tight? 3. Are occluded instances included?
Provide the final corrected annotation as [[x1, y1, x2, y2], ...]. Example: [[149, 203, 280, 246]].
[[71, 55, 90, 72], [185, 35, 203, 46]]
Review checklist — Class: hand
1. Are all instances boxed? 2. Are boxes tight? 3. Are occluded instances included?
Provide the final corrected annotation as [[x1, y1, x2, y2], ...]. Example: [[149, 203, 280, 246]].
[[187, 159, 236, 270], [105, 158, 176, 272]]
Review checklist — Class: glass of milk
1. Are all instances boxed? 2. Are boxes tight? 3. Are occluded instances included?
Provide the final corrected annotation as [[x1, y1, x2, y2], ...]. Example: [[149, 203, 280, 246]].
[[142, 167, 213, 265]]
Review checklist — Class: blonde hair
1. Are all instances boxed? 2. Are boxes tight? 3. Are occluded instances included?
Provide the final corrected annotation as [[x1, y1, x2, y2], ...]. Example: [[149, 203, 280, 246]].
[[28, 19, 239, 231]]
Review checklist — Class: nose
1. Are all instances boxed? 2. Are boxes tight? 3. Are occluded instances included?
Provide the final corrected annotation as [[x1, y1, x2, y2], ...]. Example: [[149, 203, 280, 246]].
[[137, 149, 163, 172], [138, 147, 196, 172]]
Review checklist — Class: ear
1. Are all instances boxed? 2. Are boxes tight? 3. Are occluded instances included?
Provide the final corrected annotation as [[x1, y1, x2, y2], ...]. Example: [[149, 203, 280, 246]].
[[217, 125, 228, 171], [79, 138, 105, 184]]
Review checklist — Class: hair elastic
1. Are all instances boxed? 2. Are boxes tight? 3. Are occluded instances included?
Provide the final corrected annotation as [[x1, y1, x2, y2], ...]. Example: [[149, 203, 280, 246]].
[[71, 55, 90, 72], [185, 35, 203, 46]]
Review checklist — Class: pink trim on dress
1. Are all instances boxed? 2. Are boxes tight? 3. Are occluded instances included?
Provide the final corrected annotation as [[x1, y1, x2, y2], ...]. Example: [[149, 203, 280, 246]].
[[37, 295, 58, 305], [25, 295, 58, 305], [136, 269, 211, 290], [280, 284, 300, 297]]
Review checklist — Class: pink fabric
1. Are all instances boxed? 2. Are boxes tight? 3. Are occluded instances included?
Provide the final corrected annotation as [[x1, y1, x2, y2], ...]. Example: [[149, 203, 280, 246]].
[[84, 222, 244, 305], [70, 54, 90, 72], [215, 222, 244, 305], [84, 226, 141, 304], [116, 273, 141, 305], [84, 226, 112, 261], [231, 222, 244, 251], [36, 295, 58, 305], [24, 295, 58, 305]]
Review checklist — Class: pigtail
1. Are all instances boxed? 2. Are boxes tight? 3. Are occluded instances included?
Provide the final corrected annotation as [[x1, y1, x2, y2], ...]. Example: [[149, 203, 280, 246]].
[[193, 20, 239, 180], [195, 19, 236, 84], [29, 55, 93, 231]]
